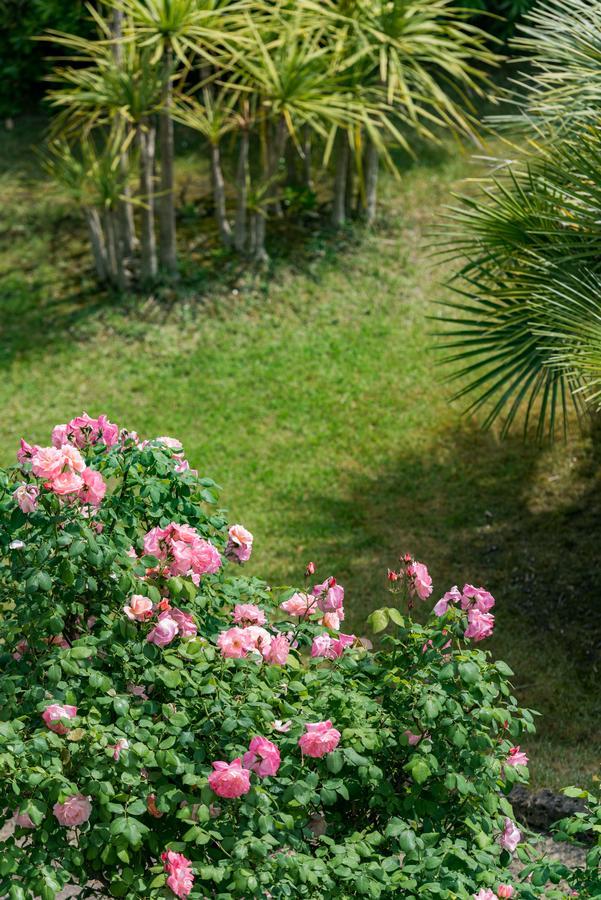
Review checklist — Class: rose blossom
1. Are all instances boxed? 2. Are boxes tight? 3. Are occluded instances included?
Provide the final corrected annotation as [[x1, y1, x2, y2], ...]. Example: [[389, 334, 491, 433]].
[[311, 634, 337, 660], [298, 720, 341, 758], [320, 609, 344, 630], [53, 794, 92, 827], [17, 438, 38, 464], [123, 594, 154, 622], [110, 738, 130, 761], [31, 446, 68, 479], [312, 578, 344, 613], [497, 887, 514, 899], [156, 436, 183, 451], [13, 809, 36, 829], [226, 524, 254, 563], [280, 592, 314, 618], [243, 736, 281, 777], [404, 730, 423, 746], [208, 758, 251, 798], [51, 470, 84, 495], [77, 468, 106, 506], [162, 850, 194, 899], [433, 585, 462, 617], [217, 626, 251, 658], [462, 584, 495, 612], [233, 603, 266, 626], [54, 413, 119, 449], [170, 607, 197, 638], [263, 633, 290, 665], [13, 483, 39, 513], [464, 608, 495, 642], [407, 560, 432, 600], [147, 614, 179, 647], [42, 703, 77, 735], [499, 818, 522, 853], [272, 720, 292, 733], [506, 746, 529, 768], [473, 892, 497, 900], [60, 445, 86, 473]]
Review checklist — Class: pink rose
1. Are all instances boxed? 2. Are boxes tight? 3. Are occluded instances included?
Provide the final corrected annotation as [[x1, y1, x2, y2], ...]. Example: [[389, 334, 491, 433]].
[[320, 609, 344, 630], [298, 720, 341, 758], [17, 439, 38, 464], [233, 603, 266, 626], [77, 468, 106, 506], [110, 738, 130, 761], [13, 483, 39, 513], [312, 578, 344, 613], [124, 594, 154, 622], [42, 703, 77, 735], [56, 413, 118, 449], [60, 445, 86, 474], [156, 436, 183, 451], [217, 626, 251, 658], [31, 447, 67, 480], [147, 614, 179, 647], [53, 793, 92, 827], [433, 585, 462, 617], [162, 850, 194, 899], [272, 720, 292, 733], [280, 592, 314, 618], [208, 758, 251, 798], [499, 818, 521, 853], [52, 470, 84, 495], [263, 634, 290, 666], [189, 538, 221, 576], [462, 584, 495, 612], [170, 607, 198, 638], [12, 638, 28, 660], [506, 746, 529, 767], [311, 634, 337, 660], [226, 524, 254, 563], [473, 892, 497, 900], [464, 608, 495, 642], [404, 730, 422, 746], [243, 625, 272, 655], [13, 809, 36, 829], [497, 887, 514, 899], [143, 525, 171, 558], [407, 561, 432, 600], [243, 736, 281, 777]]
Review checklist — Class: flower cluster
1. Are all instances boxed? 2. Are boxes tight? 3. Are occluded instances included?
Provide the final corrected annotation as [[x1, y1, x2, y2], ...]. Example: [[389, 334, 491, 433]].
[[162, 850, 195, 899], [217, 624, 290, 664], [388, 555, 433, 601], [141, 523, 222, 585], [433, 583, 496, 641]]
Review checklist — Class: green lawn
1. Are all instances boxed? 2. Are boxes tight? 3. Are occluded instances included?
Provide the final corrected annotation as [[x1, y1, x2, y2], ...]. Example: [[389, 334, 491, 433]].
[[1, 118, 599, 790]]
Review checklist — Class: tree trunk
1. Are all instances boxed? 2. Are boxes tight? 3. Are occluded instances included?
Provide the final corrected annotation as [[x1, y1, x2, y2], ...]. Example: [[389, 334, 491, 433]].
[[302, 123, 312, 190], [85, 208, 109, 283], [111, 9, 136, 257], [112, 209, 128, 293], [102, 210, 117, 287], [332, 131, 349, 227], [139, 121, 157, 283], [159, 48, 177, 274], [345, 149, 355, 220], [253, 117, 287, 263], [210, 141, 231, 247], [364, 137, 379, 225], [234, 130, 249, 253]]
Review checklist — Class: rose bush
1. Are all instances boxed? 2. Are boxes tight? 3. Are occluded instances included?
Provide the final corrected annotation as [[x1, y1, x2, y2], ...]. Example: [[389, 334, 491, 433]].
[[0, 414, 590, 898]]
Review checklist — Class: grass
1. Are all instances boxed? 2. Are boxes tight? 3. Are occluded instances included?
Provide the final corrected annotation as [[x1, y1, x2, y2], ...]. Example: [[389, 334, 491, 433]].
[[0, 116, 599, 791]]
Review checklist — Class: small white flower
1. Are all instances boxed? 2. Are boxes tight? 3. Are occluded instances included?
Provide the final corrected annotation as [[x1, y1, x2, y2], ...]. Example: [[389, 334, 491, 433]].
[[9, 540, 25, 550]]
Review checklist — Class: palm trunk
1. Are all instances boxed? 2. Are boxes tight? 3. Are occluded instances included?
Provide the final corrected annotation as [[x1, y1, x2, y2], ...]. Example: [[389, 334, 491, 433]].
[[159, 48, 177, 274], [210, 141, 231, 247], [234, 129, 249, 253], [254, 117, 287, 263], [302, 123, 312, 190], [138, 121, 157, 283], [111, 10, 136, 257], [365, 137, 379, 225], [345, 149, 355, 220], [102, 209, 117, 287], [85, 208, 109, 283], [332, 131, 349, 227]]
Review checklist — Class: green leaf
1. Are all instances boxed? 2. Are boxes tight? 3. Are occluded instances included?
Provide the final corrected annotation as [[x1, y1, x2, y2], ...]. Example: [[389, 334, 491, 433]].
[[458, 662, 480, 684], [368, 609, 389, 634]]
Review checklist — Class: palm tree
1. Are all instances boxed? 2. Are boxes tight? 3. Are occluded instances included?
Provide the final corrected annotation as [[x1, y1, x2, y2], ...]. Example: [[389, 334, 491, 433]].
[[440, 0, 601, 436], [113, 0, 250, 274]]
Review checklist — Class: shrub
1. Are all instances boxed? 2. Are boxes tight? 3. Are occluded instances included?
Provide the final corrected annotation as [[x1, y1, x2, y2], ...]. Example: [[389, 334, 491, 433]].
[[0, 413, 585, 897]]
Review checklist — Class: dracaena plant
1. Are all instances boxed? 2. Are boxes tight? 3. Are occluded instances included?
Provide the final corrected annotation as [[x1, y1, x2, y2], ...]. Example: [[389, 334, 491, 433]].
[[0, 412, 589, 898]]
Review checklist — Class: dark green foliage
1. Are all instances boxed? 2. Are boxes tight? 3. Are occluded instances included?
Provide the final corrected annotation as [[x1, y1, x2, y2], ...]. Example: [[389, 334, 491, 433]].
[[0, 0, 93, 117]]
